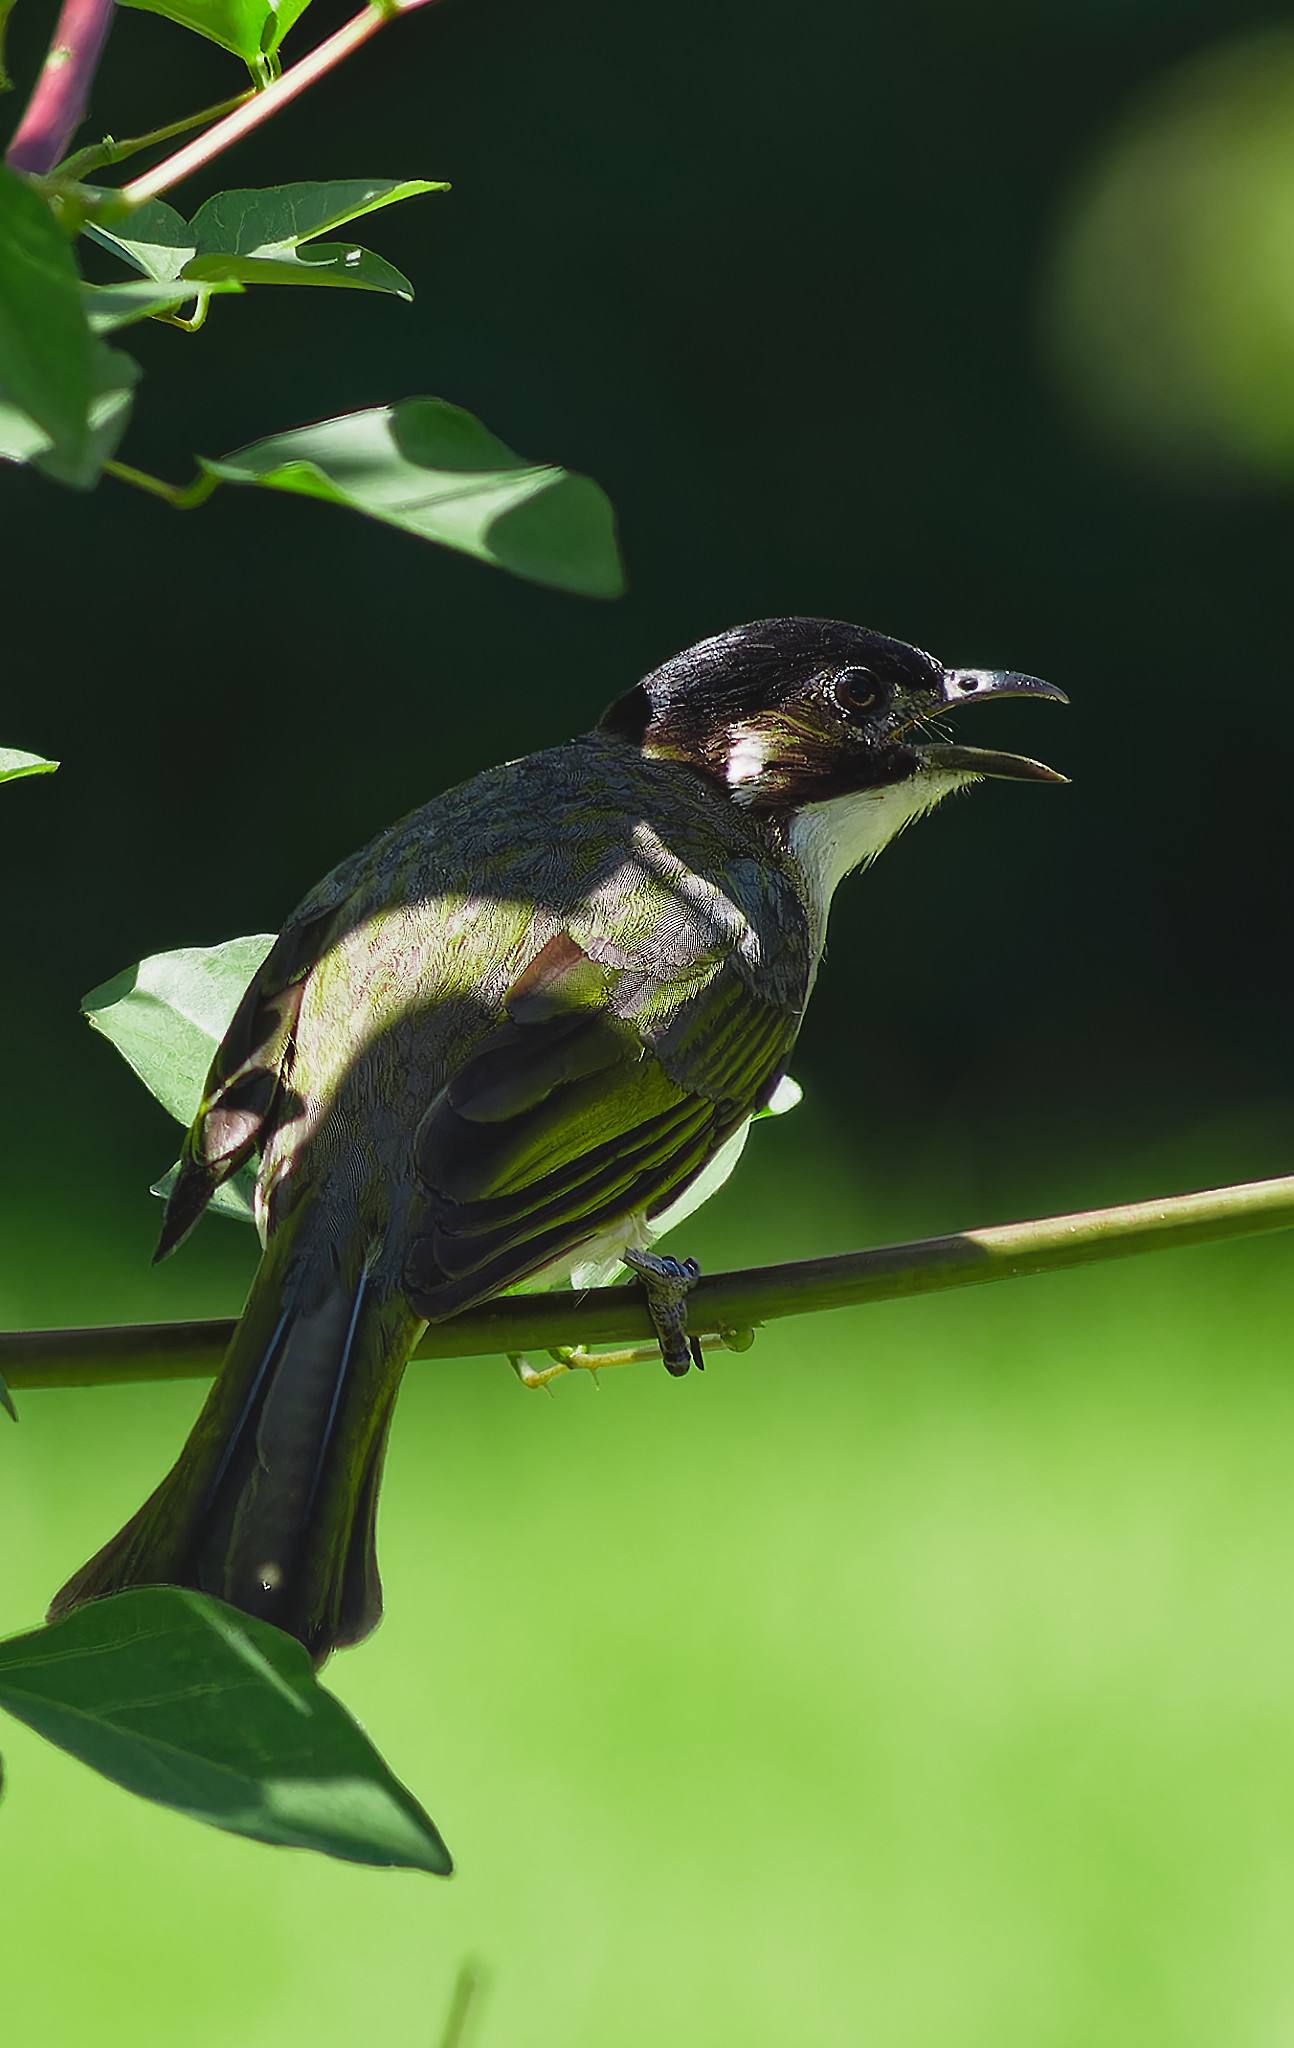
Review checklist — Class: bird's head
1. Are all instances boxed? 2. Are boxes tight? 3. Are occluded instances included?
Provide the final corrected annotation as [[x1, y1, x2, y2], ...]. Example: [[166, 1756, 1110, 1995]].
[[597, 617, 1067, 901]]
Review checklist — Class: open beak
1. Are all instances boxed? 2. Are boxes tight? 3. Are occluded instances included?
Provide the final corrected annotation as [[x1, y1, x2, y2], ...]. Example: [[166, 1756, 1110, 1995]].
[[914, 668, 1069, 785]]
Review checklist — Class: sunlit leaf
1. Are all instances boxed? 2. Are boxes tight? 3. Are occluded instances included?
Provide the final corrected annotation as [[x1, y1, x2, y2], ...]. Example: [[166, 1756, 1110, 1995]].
[[186, 178, 446, 256], [84, 200, 195, 283], [1, 401, 70, 469], [86, 182, 441, 307], [184, 244, 412, 299], [0, 749, 58, 784], [181, 180, 444, 300], [0, 164, 92, 467], [83, 934, 275, 1127], [115, 0, 313, 62], [203, 399, 625, 597], [755, 1073, 803, 1119], [0, 1589, 452, 1871]]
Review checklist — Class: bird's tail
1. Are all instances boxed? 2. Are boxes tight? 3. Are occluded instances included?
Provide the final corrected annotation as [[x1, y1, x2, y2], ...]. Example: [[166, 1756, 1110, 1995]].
[[49, 1214, 421, 1664]]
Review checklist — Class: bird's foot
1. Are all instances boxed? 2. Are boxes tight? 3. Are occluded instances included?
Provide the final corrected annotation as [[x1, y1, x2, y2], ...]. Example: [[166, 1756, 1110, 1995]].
[[510, 1320, 753, 1390], [510, 1336, 683, 1389], [509, 1352, 555, 1391], [623, 1248, 704, 1376]]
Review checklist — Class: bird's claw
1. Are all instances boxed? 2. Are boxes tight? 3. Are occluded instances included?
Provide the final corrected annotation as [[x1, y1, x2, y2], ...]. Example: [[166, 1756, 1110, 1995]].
[[623, 1248, 704, 1376]]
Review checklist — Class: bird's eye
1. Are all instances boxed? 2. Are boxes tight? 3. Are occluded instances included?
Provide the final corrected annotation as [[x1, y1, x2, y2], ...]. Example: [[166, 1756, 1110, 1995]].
[[833, 666, 882, 718]]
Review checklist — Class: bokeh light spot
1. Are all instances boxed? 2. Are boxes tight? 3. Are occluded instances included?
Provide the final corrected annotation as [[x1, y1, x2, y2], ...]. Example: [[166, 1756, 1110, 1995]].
[[1045, 30, 1294, 482]]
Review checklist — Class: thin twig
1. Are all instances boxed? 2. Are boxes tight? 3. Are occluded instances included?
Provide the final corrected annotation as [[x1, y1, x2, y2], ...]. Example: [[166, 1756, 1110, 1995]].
[[4, 1172, 1293, 1391], [54, 89, 255, 182], [5, 0, 113, 174], [119, 0, 442, 209]]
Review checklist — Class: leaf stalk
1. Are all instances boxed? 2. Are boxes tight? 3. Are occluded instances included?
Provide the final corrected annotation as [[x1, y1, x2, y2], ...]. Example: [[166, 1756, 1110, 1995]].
[[53, 89, 256, 182], [101, 459, 218, 508]]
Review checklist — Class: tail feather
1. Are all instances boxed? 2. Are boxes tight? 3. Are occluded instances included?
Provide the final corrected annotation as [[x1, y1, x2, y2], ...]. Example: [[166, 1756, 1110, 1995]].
[[332, 1390, 399, 1651], [49, 1221, 419, 1665]]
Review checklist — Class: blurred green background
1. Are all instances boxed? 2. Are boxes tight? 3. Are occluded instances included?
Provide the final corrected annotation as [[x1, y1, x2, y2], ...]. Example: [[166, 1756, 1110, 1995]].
[[4, 0, 1294, 2040]]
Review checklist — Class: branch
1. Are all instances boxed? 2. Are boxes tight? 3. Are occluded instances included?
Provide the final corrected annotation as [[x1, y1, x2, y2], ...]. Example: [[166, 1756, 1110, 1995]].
[[118, 0, 442, 209], [5, 1171, 1294, 1391], [5, 0, 113, 174]]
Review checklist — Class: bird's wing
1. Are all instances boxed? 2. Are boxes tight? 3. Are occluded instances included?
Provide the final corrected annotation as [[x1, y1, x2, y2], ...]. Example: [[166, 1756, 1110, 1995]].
[[405, 912, 804, 1319], [159, 778, 812, 1298]]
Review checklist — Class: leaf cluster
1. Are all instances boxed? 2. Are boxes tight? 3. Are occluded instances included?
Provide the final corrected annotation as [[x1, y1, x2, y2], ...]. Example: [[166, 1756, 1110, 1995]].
[[1, 3, 624, 595]]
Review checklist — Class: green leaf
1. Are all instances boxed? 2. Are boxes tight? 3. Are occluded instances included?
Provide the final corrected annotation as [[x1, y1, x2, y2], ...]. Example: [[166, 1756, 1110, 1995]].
[[0, 342, 137, 486], [754, 1073, 803, 1119], [0, 1372, 15, 1422], [82, 277, 241, 333], [84, 200, 196, 283], [0, 164, 93, 467], [203, 399, 625, 598], [86, 182, 441, 307], [150, 1159, 258, 1224], [184, 244, 413, 300], [115, 0, 313, 61], [179, 181, 445, 301], [83, 934, 275, 1127], [0, 748, 58, 783], [187, 179, 446, 257], [33, 343, 138, 488], [0, 1588, 452, 1872]]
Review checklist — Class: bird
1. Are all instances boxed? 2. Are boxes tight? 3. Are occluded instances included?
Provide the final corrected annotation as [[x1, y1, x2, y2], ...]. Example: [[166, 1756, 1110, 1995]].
[[50, 618, 1066, 1664]]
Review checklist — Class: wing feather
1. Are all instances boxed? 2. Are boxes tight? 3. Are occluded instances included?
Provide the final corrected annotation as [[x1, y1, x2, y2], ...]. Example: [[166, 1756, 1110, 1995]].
[[406, 925, 802, 1318]]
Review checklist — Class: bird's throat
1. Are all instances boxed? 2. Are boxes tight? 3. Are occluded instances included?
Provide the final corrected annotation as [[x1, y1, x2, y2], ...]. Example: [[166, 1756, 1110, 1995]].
[[785, 771, 971, 915]]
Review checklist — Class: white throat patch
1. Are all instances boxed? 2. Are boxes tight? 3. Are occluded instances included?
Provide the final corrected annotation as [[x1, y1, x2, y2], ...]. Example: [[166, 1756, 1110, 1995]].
[[786, 771, 972, 918], [725, 723, 768, 788]]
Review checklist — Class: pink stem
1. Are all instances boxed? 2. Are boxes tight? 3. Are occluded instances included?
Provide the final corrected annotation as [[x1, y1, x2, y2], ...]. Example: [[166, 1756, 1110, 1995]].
[[121, 0, 440, 209], [5, 0, 115, 174]]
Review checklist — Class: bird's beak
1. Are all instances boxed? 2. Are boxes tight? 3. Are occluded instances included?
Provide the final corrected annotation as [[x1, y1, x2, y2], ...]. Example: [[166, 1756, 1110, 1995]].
[[913, 668, 1069, 785]]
